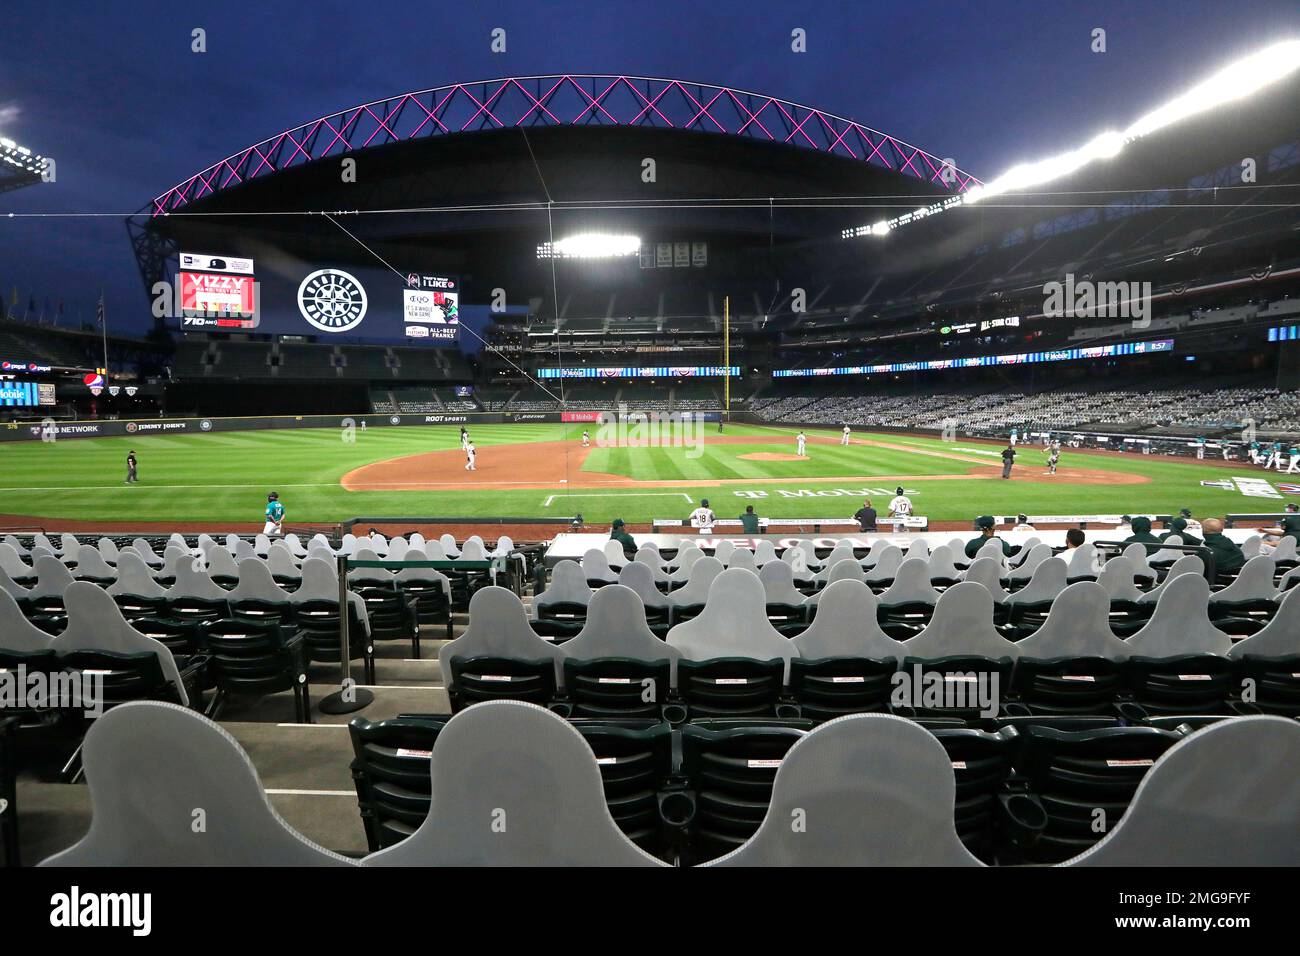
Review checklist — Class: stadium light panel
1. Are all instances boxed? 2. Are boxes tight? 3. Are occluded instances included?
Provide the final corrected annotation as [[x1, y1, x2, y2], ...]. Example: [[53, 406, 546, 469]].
[[537, 234, 641, 259], [851, 38, 1300, 235]]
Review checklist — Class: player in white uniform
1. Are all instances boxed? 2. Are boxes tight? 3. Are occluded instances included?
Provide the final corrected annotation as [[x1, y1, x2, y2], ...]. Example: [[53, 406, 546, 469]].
[[581, 430, 591, 448], [796, 431, 807, 457], [460, 426, 469, 451], [887, 486, 912, 533], [841, 424, 851, 446], [465, 441, 476, 471], [688, 498, 716, 533]]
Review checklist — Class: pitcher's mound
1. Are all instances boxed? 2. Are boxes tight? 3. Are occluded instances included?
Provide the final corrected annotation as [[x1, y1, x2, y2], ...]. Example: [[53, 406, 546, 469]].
[[739, 452, 807, 462]]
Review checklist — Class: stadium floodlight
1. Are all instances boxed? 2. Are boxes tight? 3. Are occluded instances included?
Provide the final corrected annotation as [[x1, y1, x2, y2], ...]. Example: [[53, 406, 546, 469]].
[[537, 233, 641, 259], [848, 38, 1300, 236], [0, 135, 50, 183]]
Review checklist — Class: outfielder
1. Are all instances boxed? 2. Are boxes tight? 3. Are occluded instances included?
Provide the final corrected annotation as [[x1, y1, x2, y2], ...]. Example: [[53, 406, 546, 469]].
[[1287, 444, 1300, 474], [796, 431, 807, 457], [264, 492, 285, 537]]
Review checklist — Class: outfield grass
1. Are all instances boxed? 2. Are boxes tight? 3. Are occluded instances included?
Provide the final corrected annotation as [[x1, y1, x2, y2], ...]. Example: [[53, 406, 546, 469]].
[[0, 422, 1276, 525]]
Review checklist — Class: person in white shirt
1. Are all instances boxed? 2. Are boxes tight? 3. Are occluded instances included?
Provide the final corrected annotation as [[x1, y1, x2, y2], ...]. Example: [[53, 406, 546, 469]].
[[1014, 514, 1036, 532], [1113, 515, 1133, 537], [841, 424, 851, 446], [796, 431, 807, 457], [688, 498, 716, 533], [465, 441, 476, 471], [581, 430, 591, 448], [460, 426, 469, 451], [887, 486, 912, 532]]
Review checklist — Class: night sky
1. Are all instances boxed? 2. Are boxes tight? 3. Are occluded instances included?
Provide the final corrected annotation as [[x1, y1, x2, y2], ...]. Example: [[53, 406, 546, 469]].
[[0, 0, 1296, 333]]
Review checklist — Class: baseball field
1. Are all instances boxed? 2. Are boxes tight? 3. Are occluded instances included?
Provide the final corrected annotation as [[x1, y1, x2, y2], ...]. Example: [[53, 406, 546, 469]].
[[0, 421, 1280, 529]]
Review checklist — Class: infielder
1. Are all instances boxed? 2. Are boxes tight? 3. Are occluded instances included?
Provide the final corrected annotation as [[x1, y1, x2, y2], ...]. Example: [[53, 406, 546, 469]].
[[796, 431, 807, 457], [264, 492, 285, 537], [460, 426, 469, 451], [841, 424, 851, 446], [465, 441, 477, 471], [1045, 444, 1060, 475]]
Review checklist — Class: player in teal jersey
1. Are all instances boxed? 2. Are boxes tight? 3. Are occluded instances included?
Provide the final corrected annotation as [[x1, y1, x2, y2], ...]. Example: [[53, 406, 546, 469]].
[[263, 491, 285, 536]]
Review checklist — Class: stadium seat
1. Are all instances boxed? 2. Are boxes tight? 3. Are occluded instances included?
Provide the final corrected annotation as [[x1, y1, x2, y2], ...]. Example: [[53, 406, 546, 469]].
[[805, 557, 866, 607], [205, 547, 241, 588], [1125, 575, 1235, 715], [753, 541, 779, 566], [877, 557, 941, 634], [1209, 555, 1279, 628], [900, 583, 1019, 718], [813, 545, 856, 583], [1011, 582, 1130, 714], [0, 545, 33, 587], [266, 545, 304, 584], [129, 538, 165, 568], [1121, 544, 1158, 584], [70, 545, 115, 585], [602, 539, 628, 570], [757, 560, 808, 634], [930, 724, 1022, 860], [666, 555, 724, 621], [227, 558, 294, 621], [1228, 588, 1300, 716], [726, 549, 758, 573], [534, 559, 594, 626], [394, 561, 454, 640], [1010, 723, 1184, 863], [667, 569, 795, 676], [200, 616, 311, 722], [347, 715, 451, 850], [1146, 535, 1185, 567], [712, 540, 736, 565], [560, 585, 680, 718], [615, 562, 671, 633], [1064, 543, 1098, 583], [1008, 537, 1041, 567], [1, 535, 29, 557], [0, 588, 54, 656], [353, 581, 419, 656], [439, 587, 563, 711], [363, 701, 665, 866], [1007, 543, 1052, 583], [0, 564, 30, 601], [40, 702, 353, 866], [705, 714, 983, 866], [1004, 557, 1070, 633], [789, 580, 902, 719], [290, 559, 374, 684], [963, 556, 1010, 603], [863, 546, 904, 587], [581, 549, 618, 588], [1064, 716, 1300, 866], [927, 545, 962, 588]]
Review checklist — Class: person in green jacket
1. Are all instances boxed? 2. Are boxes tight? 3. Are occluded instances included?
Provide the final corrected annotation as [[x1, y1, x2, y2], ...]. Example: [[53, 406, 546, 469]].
[[738, 505, 761, 534], [609, 518, 637, 560], [1200, 518, 1245, 576], [964, 515, 1015, 559], [1159, 516, 1202, 547], [1257, 503, 1300, 547], [1122, 516, 1160, 547]]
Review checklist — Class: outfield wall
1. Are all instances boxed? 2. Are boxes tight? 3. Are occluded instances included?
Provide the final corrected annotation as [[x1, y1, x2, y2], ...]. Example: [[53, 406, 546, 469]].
[[0, 409, 730, 442]]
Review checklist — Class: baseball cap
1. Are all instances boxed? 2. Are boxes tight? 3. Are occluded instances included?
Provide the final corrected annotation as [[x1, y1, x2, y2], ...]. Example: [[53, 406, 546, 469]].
[[611, 518, 625, 528], [1180, 508, 1193, 518], [895, 486, 905, 495], [975, 515, 995, 530], [268, 491, 278, 501], [701, 499, 709, 507]]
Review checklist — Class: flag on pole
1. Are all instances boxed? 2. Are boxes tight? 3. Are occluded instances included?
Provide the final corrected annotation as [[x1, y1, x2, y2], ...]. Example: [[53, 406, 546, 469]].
[[96, 294, 105, 328]]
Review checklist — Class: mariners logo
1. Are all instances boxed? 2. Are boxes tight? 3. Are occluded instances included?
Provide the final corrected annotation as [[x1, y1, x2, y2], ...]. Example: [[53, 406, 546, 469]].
[[297, 269, 368, 333], [200, 420, 213, 431]]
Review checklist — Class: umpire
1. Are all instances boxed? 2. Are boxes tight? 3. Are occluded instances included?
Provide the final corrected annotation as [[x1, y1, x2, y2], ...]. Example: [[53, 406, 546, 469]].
[[125, 449, 139, 484], [1000, 445, 1016, 479]]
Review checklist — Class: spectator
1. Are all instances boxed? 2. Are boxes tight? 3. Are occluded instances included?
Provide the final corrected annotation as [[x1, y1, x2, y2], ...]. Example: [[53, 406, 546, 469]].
[[853, 499, 877, 532], [965, 515, 1014, 559], [1200, 518, 1245, 577], [609, 518, 636, 560], [1122, 516, 1160, 547], [739, 505, 761, 534], [1064, 528, 1085, 549], [1257, 502, 1300, 547], [1159, 516, 1202, 547]]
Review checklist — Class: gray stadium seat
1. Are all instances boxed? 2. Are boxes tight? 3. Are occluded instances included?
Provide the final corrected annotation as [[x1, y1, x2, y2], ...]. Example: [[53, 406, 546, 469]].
[[363, 701, 666, 866], [792, 580, 902, 660], [617, 561, 671, 611], [668, 556, 724, 607], [706, 714, 983, 867], [726, 549, 758, 573], [107, 552, 167, 598], [667, 568, 795, 673], [1065, 716, 1300, 866], [1136, 554, 1205, 604], [560, 585, 678, 664], [1126, 574, 1232, 657], [1228, 586, 1300, 658], [0, 564, 31, 600], [581, 549, 617, 586], [1006, 557, 1069, 606], [229, 558, 293, 603], [71, 545, 116, 582], [902, 582, 1021, 660], [534, 560, 594, 617], [803, 558, 865, 605], [1008, 543, 1052, 582], [1210, 555, 1277, 604], [0, 588, 53, 652], [167, 560, 230, 601], [39, 702, 353, 866], [877, 557, 940, 606], [863, 546, 903, 585], [1096, 555, 1144, 602], [1015, 582, 1131, 661], [962, 557, 1010, 603], [1064, 542, 1098, 582], [1121, 544, 1158, 583], [758, 559, 807, 606], [438, 586, 563, 692], [29, 556, 76, 599]]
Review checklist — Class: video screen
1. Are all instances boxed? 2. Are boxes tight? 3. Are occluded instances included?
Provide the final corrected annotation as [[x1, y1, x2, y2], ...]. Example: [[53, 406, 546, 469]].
[[175, 250, 459, 344]]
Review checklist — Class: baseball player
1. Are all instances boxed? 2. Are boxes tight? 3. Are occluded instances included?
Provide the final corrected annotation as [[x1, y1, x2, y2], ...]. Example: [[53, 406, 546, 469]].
[[125, 450, 139, 484], [887, 486, 912, 533], [1009, 427, 1018, 447], [581, 430, 591, 448], [460, 427, 469, 451], [1001, 444, 1016, 478], [1249, 440, 1262, 465], [465, 441, 477, 471], [1045, 443, 1060, 475], [841, 424, 851, 446], [796, 431, 807, 457], [1265, 442, 1283, 470], [1287, 444, 1300, 474], [264, 492, 285, 537], [688, 498, 716, 533], [1195, 436, 1206, 460]]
